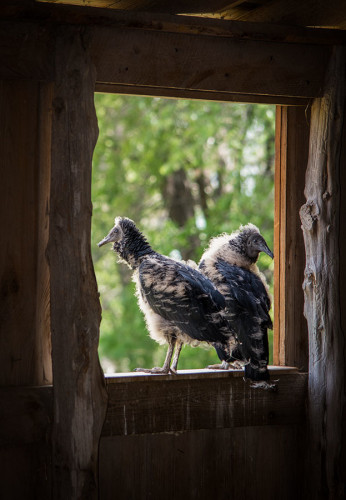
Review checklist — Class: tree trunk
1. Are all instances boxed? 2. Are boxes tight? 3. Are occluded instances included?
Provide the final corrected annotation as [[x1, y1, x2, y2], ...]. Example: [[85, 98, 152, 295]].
[[300, 47, 346, 499], [49, 27, 108, 499]]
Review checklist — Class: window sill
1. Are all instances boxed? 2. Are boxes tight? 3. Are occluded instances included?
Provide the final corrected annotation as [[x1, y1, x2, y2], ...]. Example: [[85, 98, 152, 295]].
[[102, 367, 307, 437]]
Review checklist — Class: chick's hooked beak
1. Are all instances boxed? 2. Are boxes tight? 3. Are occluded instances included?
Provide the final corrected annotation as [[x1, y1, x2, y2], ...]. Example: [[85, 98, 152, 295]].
[[258, 238, 274, 259], [98, 224, 120, 248], [98, 234, 113, 247]]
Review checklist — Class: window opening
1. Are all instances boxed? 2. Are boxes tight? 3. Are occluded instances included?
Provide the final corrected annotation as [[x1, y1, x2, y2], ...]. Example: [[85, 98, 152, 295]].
[[91, 94, 275, 374]]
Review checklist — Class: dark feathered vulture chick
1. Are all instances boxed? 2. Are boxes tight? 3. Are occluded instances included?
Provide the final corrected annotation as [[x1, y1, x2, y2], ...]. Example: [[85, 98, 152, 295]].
[[199, 224, 275, 389], [98, 217, 236, 374]]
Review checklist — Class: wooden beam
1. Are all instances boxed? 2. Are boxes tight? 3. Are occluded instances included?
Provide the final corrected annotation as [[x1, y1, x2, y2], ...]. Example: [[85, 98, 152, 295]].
[[0, 4, 341, 100], [5, 2, 346, 45], [219, 0, 346, 30], [91, 24, 329, 99], [49, 26, 108, 499], [300, 46, 346, 498], [28, 0, 346, 31], [102, 369, 307, 436], [274, 106, 309, 368]]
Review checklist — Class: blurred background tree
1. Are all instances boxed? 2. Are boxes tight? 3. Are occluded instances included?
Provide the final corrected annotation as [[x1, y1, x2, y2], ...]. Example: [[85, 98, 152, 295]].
[[91, 94, 275, 373]]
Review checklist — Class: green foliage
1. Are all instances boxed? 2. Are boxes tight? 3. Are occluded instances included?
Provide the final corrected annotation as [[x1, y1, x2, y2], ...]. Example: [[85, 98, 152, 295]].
[[91, 94, 275, 373]]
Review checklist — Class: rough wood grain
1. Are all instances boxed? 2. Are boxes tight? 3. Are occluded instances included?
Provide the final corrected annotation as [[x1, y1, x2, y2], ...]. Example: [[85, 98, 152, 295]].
[[0, 81, 52, 386], [103, 369, 307, 436], [0, 386, 53, 499], [4, 2, 346, 45], [300, 47, 346, 499], [220, 0, 346, 29], [0, 13, 332, 99], [100, 425, 305, 500], [35, 82, 53, 385], [91, 25, 329, 98], [49, 27, 108, 499], [0, 21, 54, 80], [0, 386, 52, 446], [274, 106, 309, 369]]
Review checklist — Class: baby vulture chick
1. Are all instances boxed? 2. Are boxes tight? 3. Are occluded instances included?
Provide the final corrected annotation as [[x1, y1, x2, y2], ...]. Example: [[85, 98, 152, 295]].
[[199, 224, 275, 389], [98, 217, 236, 375]]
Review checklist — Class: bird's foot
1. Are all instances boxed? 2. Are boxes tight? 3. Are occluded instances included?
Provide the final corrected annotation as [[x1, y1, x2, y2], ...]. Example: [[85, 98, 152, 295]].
[[249, 380, 278, 392], [207, 362, 230, 370], [134, 367, 170, 375]]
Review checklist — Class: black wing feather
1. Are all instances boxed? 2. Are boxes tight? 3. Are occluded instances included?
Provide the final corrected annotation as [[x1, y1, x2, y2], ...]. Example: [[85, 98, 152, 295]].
[[214, 260, 271, 375], [139, 255, 231, 344]]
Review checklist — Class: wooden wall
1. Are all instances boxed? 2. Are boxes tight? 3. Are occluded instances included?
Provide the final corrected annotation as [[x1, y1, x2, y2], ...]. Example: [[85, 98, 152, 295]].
[[99, 369, 307, 500], [100, 426, 304, 500]]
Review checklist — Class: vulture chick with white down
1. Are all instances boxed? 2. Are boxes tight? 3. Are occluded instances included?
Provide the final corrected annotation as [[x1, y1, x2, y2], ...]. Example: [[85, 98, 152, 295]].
[[98, 217, 236, 374], [199, 224, 275, 389]]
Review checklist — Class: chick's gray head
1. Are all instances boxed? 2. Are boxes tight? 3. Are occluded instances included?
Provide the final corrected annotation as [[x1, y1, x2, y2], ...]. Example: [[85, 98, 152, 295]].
[[98, 217, 125, 252]]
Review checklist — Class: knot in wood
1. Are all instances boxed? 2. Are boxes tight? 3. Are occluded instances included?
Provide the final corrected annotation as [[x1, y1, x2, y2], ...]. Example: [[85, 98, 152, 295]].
[[299, 201, 319, 231], [303, 268, 315, 289], [322, 191, 331, 201]]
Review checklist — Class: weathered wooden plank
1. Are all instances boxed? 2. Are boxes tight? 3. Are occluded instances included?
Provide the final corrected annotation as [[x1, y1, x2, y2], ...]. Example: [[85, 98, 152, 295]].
[[0, 386, 53, 500], [284, 106, 309, 369], [222, 0, 346, 30], [7, 2, 346, 45], [102, 369, 307, 436], [274, 105, 286, 365], [91, 25, 329, 98], [0, 80, 52, 386], [274, 106, 309, 369], [0, 21, 54, 80], [0, 10, 333, 99], [49, 26, 108, 499], [0, 386, 52, 446], [300, 47, 346, 499], [100, 425, 305, 500], [0, 444, 52, 500], [35, 82, 53, 385]]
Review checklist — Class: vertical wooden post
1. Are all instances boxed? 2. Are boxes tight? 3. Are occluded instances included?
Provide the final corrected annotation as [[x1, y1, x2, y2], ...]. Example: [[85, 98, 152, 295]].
[[0, 80, 52, 386], [274, 105, 309, 369], [49, 27, 108, 499], [300, 47, 346, 499]]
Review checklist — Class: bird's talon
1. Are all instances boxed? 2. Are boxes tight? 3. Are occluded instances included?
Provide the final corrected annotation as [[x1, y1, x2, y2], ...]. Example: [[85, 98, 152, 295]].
[[134, 367, 170, 375]]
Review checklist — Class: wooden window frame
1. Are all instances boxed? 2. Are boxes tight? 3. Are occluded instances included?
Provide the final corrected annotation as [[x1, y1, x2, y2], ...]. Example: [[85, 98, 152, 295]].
[[93, 94, 309, 372]]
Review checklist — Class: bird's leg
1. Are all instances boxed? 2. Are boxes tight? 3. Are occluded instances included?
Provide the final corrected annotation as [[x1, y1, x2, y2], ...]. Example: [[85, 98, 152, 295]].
[[169, 339, 183, 374], [134, 337, 176, 375]]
